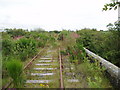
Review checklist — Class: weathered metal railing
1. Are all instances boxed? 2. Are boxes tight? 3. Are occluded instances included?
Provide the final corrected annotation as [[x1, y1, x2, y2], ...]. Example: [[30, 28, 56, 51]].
[[84, 48, 120, 88]]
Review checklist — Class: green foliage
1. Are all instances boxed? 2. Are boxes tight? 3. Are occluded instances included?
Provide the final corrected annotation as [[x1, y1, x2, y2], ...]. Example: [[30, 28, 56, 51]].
[[5, 28, 26, 38], [103, 1, 120, 11], [2, 39, 14, 56], [2, 37, 38, 62], [103, 1, 120, 67], [76, 29, 105, 54], [15, 38, 37, 61], [49, 30, 61, 34], [65, 43, 86, 63], [86, 60, 109, 88], [37, 41, 45, 47], [2, 32, 12, 39], [87, 76, 102, 88], [2, 27, 115, 88], [75, 58, 110, 88], [37, 33, 51, 47], [49, 36, 55, 42], [2, 28, 55, 87], [58, 30, 70, 41], [77, 28, 120, 67], [60, 50, 67, 55], [6, 59, 23, 87], [84, 59, 105, 76], [38, 33, 49, 41]]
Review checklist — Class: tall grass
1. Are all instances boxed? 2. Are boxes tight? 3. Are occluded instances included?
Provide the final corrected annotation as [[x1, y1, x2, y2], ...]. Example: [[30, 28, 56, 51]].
[[6, 59, 23, 87]]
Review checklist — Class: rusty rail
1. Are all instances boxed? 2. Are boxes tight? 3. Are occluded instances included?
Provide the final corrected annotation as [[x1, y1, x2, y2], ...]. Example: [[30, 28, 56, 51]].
[[23, 48, 45, 70], [2, 48, 45, 90], [59, 48, 64, 89]]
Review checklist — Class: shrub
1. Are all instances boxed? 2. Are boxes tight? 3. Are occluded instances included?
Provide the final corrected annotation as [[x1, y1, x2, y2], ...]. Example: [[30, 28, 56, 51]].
[[65, 43, 86, 63], [87, 76, 102, 88], [60, 50, 67, 55], [38, 33, 49, 41], [2, 39, 14, 56], [76, 28, 120, 67], [6, 59, 23, 87], [37, 41, 45, 47], [5, 28, 26, 38], [15, 38, 37, 61]]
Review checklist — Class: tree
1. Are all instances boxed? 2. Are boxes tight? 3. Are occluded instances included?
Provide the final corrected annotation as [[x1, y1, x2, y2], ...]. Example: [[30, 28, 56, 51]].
[[103, 0, 120, 11], [103, 0, 120, 67]]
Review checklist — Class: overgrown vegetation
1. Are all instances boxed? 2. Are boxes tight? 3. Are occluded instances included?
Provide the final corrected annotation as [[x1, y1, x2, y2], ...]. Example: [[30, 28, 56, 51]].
[[6, 59, 23, 87], [2, 26, 118, 88], [76, 25, 120, 67], [59, 30, 112, 88], [2, 28, 56, 87]]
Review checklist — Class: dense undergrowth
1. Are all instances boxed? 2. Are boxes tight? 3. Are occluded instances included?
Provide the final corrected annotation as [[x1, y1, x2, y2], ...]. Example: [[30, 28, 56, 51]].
[[2, 28, 56, 87], [76, 23, 120, 67], [59, 30, 112, 88], [2, 27, 118, 88]]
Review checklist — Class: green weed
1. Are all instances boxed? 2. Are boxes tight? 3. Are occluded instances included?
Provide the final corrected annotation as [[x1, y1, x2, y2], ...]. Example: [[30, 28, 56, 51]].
[[6, 58, 23, 87]]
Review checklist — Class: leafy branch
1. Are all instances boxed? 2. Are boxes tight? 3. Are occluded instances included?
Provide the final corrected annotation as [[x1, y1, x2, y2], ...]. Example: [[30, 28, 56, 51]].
[[103, 1, 120, 11]]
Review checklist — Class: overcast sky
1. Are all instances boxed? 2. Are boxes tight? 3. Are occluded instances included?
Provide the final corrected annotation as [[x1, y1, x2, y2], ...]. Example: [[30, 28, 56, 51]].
[[0, 0, 118, 31]]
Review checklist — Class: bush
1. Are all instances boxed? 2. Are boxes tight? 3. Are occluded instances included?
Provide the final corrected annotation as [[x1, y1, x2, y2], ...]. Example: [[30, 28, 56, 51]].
[[60, 50, 67, 55], [6, 59, 23, 87], [15, 38, 37, 61], [2, 39, 14, 56], [5, 28, 26, 38], [87, 76, 102, 88], [38, 33, 49, 41], [65, 43, 86, 63], [77, 28, 120, 67], [37, 41, 45, 47]]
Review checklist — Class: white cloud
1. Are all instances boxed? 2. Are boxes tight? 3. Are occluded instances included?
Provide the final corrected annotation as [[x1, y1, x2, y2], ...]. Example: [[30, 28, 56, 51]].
[[0, 0, 118, 31]]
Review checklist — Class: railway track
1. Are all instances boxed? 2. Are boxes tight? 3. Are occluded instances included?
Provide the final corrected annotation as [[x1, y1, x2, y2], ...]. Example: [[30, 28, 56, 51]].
[[24, 48, 60, 88], [24, 47, 82, 88], [2, 47, 64, 89], [2, 46, 115, 89]]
